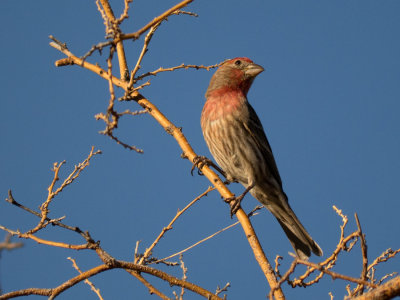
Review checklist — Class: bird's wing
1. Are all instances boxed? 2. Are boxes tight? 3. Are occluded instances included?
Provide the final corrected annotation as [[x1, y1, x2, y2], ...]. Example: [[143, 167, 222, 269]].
[[242, 104, 283, 188]]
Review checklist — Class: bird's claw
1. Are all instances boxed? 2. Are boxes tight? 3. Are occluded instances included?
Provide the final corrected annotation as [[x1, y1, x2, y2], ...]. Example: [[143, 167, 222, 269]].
[[190, 155, 226, 177], [191, 155, 209, 176], [224, 184, 255, 218], [224, 195, 244, 218]]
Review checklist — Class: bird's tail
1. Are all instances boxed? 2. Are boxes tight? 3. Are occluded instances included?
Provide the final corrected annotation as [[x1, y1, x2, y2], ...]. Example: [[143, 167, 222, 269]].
[[251, 188, 322, 260]]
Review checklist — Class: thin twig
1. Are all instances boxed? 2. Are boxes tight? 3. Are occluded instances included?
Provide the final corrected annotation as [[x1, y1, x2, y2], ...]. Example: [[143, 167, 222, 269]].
[[296, 259, 378, 289], [354, 213, 368, 295], [154, 220, 241, 264], [139, 186, 215, 264], [269, 259, 298, 300], [96, 0, 112, 35], [93, 47, 144, 153], [172, 10, 198, 17], [215, 283, 230, 296], [118, 109, 147, 116], [134, 63, 221, 82], [81, 40, 113, 61], [116, 0, 133, 24], [378, 272, 398, 285], [68, 257, 104, 300], [368, 248, 400, 273], [126, 269, 171, 300], [128, 24, 160, 89], [0, 234, 23, 251], [27, 147, 101, 235], [121, 0, 194, 40], [289, 206, 359, 287], [179, 254, 187, 299], [5, 190, 93, 243], [274, 255, 283, 279], [0, 226, 91, 250]]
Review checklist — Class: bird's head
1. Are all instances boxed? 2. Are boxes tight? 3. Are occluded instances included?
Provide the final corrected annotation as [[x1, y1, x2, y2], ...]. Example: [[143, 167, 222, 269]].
[[206, 57, 264, 97]]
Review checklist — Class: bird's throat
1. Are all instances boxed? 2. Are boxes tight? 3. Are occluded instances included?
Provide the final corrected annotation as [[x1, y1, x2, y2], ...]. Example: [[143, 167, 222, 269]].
[[203, 88, 246, 122]]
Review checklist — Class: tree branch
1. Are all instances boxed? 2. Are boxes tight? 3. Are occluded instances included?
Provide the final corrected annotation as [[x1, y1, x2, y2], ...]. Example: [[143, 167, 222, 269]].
[[121, 0, 194, 41], [349, 276, 400, 300], [0, 261, 223, 300]]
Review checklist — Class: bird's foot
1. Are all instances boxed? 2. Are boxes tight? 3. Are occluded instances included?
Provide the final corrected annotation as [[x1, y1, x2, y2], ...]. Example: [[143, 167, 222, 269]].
[[190, 155, 226, 177], [224, 195, 244, 218], [224, 184, 255, 218]]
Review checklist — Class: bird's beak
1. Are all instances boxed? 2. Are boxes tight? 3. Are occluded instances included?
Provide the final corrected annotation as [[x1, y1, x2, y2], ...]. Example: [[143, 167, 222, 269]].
[[245, 63, 264, 77]]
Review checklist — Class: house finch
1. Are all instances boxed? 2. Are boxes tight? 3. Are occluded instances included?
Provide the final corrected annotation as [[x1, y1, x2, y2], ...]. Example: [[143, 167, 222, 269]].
[[200, 57, 322, 259]]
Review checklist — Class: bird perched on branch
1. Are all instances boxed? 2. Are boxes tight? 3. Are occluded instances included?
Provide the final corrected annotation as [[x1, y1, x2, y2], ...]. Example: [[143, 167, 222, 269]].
[[200, 57, 322, 259]]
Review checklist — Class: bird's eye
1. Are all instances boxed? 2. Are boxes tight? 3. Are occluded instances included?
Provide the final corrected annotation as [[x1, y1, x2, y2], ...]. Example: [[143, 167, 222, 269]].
[[234, 60, 241, 66]]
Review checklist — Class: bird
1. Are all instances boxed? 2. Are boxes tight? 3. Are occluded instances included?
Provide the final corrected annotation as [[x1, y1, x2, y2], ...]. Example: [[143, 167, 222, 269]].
[[200, 57, 322, 259]]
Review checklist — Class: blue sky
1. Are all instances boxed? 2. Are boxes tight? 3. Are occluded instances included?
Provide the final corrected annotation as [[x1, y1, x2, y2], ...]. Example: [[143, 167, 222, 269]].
[[1, 0, 399, 299]]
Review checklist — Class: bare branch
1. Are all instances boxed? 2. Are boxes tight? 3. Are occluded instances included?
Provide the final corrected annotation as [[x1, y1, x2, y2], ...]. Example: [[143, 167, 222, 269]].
[[0, 225, 91, 250], [353, 213, 369, 296], [0, 234, 23, 251], [139, 186, 215, 264], [295, 259, 378, 289], [126, 269, 171, 300], [155, 220, 241, 264], [215, 282, 230, 296], [116, 0, 133, 24], [97, 0, 129, 80], [68, 257, 104, 300], [5, 190, 93, 243], [274, 255, 283, 279], [121, 0, 194, 41], [349, 276, 400, 300], [81, 40, 113, 61], [269, 259, 298, 300], [172, 10, 198, 17], [368, 248, 400, 274], [128, 24, 160, 89], [50, 37, 127, 88], [179, 254, 187, 299], [134, 63, 221, 83], [96, 0, 112, 35], [0, 261, 224, 300], [27, 147, 101, 235]]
